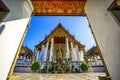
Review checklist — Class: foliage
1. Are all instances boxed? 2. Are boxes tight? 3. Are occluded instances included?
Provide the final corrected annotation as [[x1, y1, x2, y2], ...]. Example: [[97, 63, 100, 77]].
[[64, 58, 71, 73], [65, 58, 71, 65], [48, 61, 55, 72], [68, 57, 72, 62], [52, 56, 54, 61], [31, 61, 40, 72], [80, 61, 88, 72], [39, 62, 41, 70], [48, 56, 55, 72]]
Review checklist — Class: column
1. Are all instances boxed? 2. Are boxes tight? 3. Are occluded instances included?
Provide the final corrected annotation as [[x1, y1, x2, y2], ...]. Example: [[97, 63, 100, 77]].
[[38, 51, 41, 61], [79, 51, 82, 61], [95, 56, 99, 65], [26, 55, 28, 61], [40, 44, 45, 69], [73, 47, 77, 61], [23, 54, 26, 61], [49, 38, 54, 61], [40, 45, 45, 61], [34, 48, 38, 60], [70, 42, 74, 61], [78, 51, 81, 61], [36, 51, 39, 60], [75, 45, 80, 61], [80, 50, 84, 61], [44, 41, 49, 61], [66, 38, 70, 59]]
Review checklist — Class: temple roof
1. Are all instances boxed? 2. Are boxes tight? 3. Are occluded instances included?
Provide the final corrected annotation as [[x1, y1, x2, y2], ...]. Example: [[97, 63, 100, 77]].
[[45, 23, 74, 40], [20, 45, 34, 56], [31, 0, 86, 16], [86, 46, 99, 56], [36, 23, 85, 51]]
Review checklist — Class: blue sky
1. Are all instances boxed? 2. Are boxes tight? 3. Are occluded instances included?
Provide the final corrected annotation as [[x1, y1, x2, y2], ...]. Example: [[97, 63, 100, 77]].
[[23, 16, 96, 51]]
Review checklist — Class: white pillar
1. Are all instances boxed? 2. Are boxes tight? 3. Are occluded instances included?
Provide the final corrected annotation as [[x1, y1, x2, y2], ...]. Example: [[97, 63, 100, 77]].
[[23, 54, 26, 61], [41, 45, 45, 61], [34, 48, 36, 60], [36, 51, 39, 60], [73, 48, 77, 61], [80, 50, 84, 61], [38, 51, 41, 61], [78, 51, 81, 61], [66, 38, 70, 59], [44, 41, 49, 61], [95, 56, 99, 65], [41, 44, 45, 69], [70, 42, 74, 61], [49, 38, 54, 61], [75, 45, 80, 61]]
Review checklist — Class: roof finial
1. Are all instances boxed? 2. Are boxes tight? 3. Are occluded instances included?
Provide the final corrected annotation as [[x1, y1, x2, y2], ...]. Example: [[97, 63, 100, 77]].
[[59, 18, 60, 23], [58, 16, 61, 24]]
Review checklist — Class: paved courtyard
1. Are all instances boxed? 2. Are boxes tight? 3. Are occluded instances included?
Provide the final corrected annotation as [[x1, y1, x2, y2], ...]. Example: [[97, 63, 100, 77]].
[[13, 72, 106, 80]]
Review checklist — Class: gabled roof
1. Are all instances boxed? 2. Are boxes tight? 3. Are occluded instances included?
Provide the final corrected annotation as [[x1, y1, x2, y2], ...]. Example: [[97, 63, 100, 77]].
[[20, 45, 34, 56], [86, 46, 99, 56], [36, 23, 85, 50], [45, 23, 74, 40]]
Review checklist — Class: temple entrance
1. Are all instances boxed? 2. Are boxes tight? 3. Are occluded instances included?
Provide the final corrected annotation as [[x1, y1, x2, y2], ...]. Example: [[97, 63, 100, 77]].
[[12, 0, 107, 79], [1, 0, 120, 80], [56, 47, 64, 60], [12, 15, 106, 79]]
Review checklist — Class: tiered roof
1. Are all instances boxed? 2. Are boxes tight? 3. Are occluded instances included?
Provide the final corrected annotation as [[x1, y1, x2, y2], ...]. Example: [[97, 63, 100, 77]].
[[86, 46, 99, 56], [36, 23, 85, 51], [20, 45, 34, 56]]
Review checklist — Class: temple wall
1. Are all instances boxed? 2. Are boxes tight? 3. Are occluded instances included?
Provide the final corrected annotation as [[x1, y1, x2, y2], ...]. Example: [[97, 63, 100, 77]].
[[85, 0, 120, 80], [0, 0, 33, 80]]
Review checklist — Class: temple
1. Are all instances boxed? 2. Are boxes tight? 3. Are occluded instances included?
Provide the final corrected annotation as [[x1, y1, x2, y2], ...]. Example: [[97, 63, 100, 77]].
[[85, 46, 104, 72], [14, 45, 34, 72], [1, 0, 120, 79], [35, 23, 85, 72]]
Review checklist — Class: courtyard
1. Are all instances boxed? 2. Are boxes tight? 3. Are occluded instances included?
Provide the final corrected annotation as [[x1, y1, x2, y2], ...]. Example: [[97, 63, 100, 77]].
[[13, 72, 106, 80]]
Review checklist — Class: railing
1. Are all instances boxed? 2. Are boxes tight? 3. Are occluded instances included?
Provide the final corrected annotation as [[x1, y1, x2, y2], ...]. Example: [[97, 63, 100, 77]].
[[16, 60, 31, 67]]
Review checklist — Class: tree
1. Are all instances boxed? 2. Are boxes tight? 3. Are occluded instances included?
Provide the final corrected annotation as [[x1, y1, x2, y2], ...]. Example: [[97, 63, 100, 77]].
[[31, 61, 40, 72], [80, 61, 88, 72]]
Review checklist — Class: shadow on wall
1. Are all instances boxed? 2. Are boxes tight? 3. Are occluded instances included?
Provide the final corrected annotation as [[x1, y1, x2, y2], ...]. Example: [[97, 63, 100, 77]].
[[0, 24, 5, 35], [2, 0, 33, 22]]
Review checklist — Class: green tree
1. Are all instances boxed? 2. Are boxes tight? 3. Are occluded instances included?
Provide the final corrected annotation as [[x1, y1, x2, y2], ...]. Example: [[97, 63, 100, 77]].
[[80, 61, 88, 72], [31, 61, 40, 72]]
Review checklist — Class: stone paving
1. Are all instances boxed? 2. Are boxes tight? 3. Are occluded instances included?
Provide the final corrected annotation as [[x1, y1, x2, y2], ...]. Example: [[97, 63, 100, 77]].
[[13, 72, 106, 80]]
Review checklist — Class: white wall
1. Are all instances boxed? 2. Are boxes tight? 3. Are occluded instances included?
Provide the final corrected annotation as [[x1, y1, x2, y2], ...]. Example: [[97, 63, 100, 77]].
[[85, 0, 120, 80], [0, 0, 33, 80], [3, 0, 33, 21]]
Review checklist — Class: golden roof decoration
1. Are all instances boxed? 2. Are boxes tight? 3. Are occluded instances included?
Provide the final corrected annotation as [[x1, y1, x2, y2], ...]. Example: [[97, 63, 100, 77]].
[[36, 23, 85, 50], [86, 46, 99, 56], [31, 0, 86, 16], [19, 45, 34, 56]]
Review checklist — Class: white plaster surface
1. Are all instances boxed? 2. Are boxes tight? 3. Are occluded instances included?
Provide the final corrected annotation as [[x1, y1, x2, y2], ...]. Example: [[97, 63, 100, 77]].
[[0, 0, 33, 80], [85, 0, 120, 80]]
